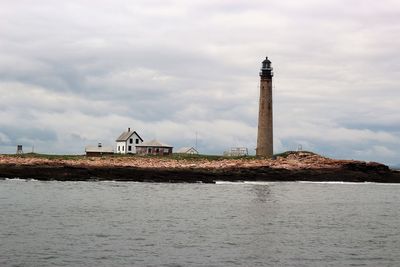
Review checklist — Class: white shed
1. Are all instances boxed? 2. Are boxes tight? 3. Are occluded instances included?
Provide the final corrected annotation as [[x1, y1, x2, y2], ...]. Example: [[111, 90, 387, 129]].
[[115, 128, 143, 154], [176, 147, 199, 155], [85, 143, 114, 156]]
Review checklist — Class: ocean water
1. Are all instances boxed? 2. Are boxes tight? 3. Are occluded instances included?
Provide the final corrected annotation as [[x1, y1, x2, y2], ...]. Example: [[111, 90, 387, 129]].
[[0, 179, 399, 267]]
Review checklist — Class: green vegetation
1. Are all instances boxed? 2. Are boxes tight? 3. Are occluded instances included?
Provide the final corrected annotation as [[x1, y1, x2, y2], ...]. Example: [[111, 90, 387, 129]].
[[112, 153, 258, 161], [4, 153, 86, 160], [272, 150, 316, 159], [169, 153, 257, 161], [2, 151, 316, 161], [2, 152, 258, 161]]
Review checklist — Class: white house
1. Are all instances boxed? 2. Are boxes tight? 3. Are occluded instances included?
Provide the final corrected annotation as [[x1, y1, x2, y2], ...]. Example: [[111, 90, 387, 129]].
[[115, 128, 143, 154]]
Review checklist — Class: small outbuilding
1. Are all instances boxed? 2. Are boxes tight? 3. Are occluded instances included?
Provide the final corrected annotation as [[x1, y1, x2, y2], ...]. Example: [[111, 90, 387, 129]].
[[136, 140, 173, 156], [115, 128, 144, 154], [223, 147, 249, 157], [85, 143, 114, 156], [175, 147, 199, 155]]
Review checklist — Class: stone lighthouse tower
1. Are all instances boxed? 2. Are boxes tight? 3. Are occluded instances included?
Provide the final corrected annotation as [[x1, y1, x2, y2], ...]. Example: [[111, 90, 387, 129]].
[[256, 57, 273, 157]]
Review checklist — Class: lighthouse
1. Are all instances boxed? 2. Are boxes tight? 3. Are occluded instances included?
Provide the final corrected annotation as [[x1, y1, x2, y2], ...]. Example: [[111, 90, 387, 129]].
[[256, 57, 273, 157]]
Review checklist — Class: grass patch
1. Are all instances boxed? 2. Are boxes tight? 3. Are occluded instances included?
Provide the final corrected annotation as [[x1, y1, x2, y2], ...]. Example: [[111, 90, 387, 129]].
[[2, 151, 317, 161], [3, 153, 86, 160], [273, 151, 317, 159], [2, 152, 258, 161]]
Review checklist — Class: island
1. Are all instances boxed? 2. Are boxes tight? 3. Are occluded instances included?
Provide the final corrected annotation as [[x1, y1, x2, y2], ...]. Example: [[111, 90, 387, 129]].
[[0, 151, 399, 183]]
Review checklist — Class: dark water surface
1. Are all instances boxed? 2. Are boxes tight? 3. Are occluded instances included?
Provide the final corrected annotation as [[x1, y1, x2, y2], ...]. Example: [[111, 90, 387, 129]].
[[1, 180, 399, 266]]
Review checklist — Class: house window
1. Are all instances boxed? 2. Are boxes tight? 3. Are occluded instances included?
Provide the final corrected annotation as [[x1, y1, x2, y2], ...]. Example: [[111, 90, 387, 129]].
[[148, 148, 152, 154], [118, 146, 120, 151], [122, 146, 124, 151], [130, 139, 133, 144], [136, 139, 139, 144], [156, 148, 159, 153], [128, 146, 132, 151]]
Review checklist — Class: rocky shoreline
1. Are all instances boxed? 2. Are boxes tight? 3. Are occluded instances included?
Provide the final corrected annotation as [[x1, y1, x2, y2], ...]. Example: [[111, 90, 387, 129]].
[[0, 152, 399, 183]]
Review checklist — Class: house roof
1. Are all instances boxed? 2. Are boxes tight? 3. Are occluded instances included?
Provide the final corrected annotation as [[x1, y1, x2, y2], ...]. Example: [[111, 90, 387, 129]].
[[85, 145, 114, 153], [136, 139, 173, 148], [116, 130, 143, 142], [176, 147, 198, 153]]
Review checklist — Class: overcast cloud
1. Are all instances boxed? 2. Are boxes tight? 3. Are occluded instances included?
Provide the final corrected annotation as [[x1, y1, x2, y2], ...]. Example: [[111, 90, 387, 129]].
[[0, 0, 399, 164]]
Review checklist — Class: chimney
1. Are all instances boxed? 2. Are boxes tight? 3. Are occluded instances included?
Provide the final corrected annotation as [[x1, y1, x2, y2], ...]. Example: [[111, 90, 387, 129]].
[[128, 127, 131, 132], [98, 143, 102, 148]]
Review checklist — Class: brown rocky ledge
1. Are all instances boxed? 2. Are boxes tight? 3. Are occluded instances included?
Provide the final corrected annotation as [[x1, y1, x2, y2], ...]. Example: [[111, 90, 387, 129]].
[[0, 152, 399, 183]]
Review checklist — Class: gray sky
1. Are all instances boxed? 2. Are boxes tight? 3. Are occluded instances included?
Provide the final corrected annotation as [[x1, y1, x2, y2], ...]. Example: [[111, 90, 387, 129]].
[[1, 0, 399, 164]]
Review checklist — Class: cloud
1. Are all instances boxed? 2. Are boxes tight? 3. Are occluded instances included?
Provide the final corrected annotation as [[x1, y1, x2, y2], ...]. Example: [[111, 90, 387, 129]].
[[0, 132, 11, 145], [353, 145, 397, 163]]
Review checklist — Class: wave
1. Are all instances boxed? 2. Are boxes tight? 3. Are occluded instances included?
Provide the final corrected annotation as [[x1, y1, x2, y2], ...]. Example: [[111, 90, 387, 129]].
[[215, 181, 275, 185], [298, 181, 400, 185], [215, 180, 400, 185], [298, 181, 368, 185], [4, 178, 39, 182]]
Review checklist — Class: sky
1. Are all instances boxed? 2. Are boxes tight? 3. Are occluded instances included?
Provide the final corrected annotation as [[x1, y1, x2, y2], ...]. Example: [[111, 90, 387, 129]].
[[0, 0, 399, 164]]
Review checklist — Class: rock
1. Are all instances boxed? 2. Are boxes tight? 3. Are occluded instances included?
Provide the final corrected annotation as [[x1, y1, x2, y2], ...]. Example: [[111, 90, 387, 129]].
[[0, 152, 399, 183]]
